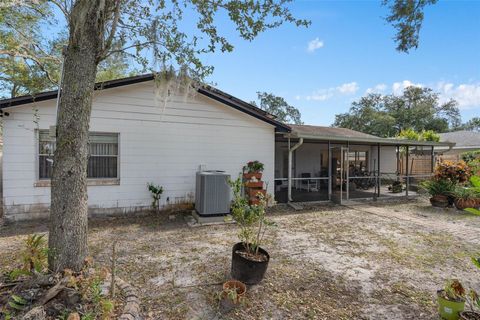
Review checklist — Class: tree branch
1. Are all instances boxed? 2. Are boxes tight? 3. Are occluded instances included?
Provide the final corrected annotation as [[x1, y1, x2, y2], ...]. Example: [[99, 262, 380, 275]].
[[98, 0, 122, 62], [50, 0, 70, 19]]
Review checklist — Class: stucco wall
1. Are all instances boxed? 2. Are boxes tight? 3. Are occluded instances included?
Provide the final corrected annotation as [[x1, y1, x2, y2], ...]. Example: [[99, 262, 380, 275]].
[[2, 82, 275, 221]]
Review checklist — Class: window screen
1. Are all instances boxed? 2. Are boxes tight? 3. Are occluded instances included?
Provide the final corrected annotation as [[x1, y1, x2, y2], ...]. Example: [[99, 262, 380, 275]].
[[38, 130, 119, 179]]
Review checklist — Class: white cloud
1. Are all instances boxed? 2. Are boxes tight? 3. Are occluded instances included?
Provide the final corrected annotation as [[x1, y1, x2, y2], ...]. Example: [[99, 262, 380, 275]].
[[436, 82, 480, 110], [392, 80, 423, 95], [307, 38, 324, 53], [305, 82, 358, 101], [366, 83, 387, 94]]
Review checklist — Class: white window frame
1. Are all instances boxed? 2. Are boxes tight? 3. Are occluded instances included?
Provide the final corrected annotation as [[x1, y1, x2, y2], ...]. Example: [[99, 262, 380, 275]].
[[35, 130, 120, 185]]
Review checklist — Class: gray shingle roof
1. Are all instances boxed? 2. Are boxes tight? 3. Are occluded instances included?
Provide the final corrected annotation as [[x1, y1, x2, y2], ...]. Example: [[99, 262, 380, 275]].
[[439, 130, 480, 147], [289, 124, 378, 139], [286, 124, 454, 147]]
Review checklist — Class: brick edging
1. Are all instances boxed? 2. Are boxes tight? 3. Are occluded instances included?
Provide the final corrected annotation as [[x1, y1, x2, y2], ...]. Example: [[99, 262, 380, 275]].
[[115, 276, 142, 320]]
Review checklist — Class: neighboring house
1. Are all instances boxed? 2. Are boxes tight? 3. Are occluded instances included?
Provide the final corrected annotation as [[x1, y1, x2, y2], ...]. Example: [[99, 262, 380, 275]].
[[437, 130, 480, 161], [0, 74, 453, 221]]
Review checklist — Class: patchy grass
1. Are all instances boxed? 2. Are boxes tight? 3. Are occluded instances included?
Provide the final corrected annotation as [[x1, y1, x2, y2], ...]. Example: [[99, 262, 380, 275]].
[[1, 198, 479, 319]]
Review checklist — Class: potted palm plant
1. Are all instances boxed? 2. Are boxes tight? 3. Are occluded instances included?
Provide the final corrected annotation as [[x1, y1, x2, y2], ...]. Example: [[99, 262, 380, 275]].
[[227, 176, 274, 284], [459, 289, 480, 320], [242, 161, 264, 180], [421, 179, 456, 208], [438, 279, 466, 320], [452, 187, 479, 210]]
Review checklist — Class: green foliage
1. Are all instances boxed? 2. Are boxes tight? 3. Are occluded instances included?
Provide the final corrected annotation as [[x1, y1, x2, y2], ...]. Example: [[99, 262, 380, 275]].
[[420, 130, 440, 142], [0, 6, 132, 98], [333, 87, 460, 137], [443, 279, 466, 302], [452, 186, 479, 201], [69, 268, 114, 319], [1, 1, 309, 88], [435, 160, 472, 184], [465, 208, 480, 216], [9, 234, 48, 280], [7, 294, 28, 311], [459, 117, 480, 132], [147, 183, 164, 211], [228, 176, 275, 256], [252, 92, 303, 124], [383, 0, 438, 53], [461, 150, 480, 163], [420, 179, 456, 197], [397, 128, 420, 141], [470, 176, 480, 190], [243, 160, 264, 173]]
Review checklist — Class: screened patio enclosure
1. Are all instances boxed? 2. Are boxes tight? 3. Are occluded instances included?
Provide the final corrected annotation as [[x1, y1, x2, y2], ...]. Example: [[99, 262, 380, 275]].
[[274, 125, 454, 204]]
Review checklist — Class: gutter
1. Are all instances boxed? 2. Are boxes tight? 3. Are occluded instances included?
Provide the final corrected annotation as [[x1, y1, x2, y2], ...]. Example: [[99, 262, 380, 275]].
[[285, 133, 455, 148], [288, 138, 303, 202]]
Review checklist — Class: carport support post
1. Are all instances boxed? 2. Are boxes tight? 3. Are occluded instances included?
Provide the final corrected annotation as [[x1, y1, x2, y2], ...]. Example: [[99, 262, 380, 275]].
[[377, 143, 381, 198], [431, 146, 435, 174], [405, 145, 409, 197], [288, 138, 303, 202], [328, 141, 331, 200]]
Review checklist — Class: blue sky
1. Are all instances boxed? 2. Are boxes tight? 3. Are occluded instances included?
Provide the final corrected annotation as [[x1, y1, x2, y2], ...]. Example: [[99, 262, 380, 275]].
[[202, 0, 480, 126]]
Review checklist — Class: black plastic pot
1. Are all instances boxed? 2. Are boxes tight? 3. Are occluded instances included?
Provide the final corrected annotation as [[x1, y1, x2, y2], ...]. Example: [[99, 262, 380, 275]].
[[231, 242, 270, 285]]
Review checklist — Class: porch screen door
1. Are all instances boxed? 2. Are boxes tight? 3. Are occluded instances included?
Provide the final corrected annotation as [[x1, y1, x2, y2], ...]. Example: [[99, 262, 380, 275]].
[[330, 146, 348, 204]]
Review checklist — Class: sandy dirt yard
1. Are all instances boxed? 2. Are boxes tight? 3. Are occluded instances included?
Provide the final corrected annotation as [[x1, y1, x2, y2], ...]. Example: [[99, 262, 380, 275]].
[[1, 198, 480, 320]]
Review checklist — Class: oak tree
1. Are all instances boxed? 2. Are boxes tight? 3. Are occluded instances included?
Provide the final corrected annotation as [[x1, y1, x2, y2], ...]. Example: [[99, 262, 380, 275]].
[[1, 0, 308, 271]]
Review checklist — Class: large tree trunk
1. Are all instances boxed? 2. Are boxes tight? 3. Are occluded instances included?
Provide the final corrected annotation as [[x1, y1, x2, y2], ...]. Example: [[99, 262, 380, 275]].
[[48, 0, 111, 272]]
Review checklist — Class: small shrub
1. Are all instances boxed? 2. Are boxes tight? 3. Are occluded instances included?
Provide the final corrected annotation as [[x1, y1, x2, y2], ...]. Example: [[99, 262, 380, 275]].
[[435, 160, 472, 184], [461, 150, 480, 163], [228, 176, 274, 256], [420, 179, 456, 197], [147, 183, 164, 212], [443, 279, 466, 302], [10, 234, 48, 280], [452, 186, 479, 200]]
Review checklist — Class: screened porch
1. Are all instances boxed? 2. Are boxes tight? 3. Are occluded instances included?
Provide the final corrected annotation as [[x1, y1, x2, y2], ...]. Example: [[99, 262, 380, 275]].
[[274, 125, 453, 204]]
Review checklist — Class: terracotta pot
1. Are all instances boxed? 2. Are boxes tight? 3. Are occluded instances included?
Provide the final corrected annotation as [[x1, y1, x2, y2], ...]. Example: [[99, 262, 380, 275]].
[[243, 172, 262, 180], [454, 198, 478, 210], [430, 195, 449, 208], [222, 280, 246, 302], [245, 181, 263, 188], [220, 280, 246, 313], [247, 188, 266, 198], [475, 198, 480, 208], [249, 198, 260, 206]]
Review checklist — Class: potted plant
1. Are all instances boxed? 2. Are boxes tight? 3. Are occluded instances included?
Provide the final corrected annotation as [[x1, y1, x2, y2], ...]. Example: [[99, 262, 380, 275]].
[[218, 280, 246, 313], [243, 161, 264, 180], [438, 279, 466, 320], [421, 179, 456, 208], [228, 176, 274, 284], [452, 187, 479, 210], [388, 180, 404, 193], [469, 176, 480, 208], [459, 289, 480, 320]]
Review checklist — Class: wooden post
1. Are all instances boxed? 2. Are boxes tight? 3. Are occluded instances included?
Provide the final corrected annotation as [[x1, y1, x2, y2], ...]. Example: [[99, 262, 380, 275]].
[[405, 145, 409, 197]]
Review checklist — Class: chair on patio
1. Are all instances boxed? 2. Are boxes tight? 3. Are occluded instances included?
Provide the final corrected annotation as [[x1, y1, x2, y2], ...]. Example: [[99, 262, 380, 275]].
[[299, 173, 317, 192]]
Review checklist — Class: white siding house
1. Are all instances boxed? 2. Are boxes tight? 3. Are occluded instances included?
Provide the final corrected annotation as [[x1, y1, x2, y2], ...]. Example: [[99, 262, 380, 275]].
[[1, 77, 285, 221], [0, 74, 454, 221]]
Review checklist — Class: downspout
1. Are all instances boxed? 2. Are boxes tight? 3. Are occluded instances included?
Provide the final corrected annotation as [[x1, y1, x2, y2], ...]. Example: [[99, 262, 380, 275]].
[[288, 138, 303, 202]]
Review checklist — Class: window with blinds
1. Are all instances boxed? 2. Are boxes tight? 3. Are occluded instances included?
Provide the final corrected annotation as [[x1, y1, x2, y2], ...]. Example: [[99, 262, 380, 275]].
[[38, 130, 119, 180]]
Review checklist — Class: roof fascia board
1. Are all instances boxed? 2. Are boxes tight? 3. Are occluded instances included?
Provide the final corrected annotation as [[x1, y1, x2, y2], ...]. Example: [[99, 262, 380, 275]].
[[197, 88, 290, 132], [285, 133, 455, 147]]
